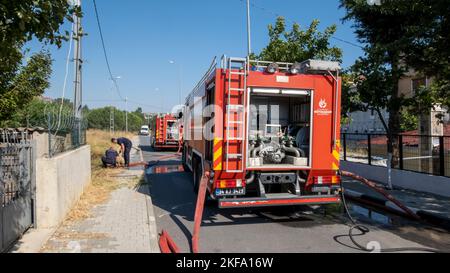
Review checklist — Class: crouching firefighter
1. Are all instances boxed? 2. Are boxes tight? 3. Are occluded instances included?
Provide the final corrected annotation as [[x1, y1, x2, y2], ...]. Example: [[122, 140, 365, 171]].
[[101, 147, 119, 168]]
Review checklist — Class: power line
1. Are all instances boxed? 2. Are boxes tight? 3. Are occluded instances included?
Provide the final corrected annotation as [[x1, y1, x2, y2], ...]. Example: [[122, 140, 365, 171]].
[[84, 99, 165, 111], [92, 0, 125, 101], [331, 36, 364, 49], [127, 99, 166, 111], [55, 20, 75, 135], [238, 0, 364, 50]]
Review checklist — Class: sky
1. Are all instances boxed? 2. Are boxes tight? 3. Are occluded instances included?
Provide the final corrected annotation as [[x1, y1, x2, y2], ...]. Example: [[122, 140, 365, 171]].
[[29, 0, 364, 113]]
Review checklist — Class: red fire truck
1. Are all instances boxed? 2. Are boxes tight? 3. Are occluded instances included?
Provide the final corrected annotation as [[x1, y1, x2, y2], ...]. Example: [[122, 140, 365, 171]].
[[152, 114, 182, 150], [180, 56, 342, 208]]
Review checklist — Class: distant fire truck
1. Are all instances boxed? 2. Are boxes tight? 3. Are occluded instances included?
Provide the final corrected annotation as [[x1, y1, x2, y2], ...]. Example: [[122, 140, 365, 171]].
[[152, 114, 181, 150], [180, 56, 342, 208]]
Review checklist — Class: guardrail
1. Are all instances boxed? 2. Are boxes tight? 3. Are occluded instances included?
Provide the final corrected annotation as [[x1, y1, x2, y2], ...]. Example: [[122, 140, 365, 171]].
[[341, 133, 450, 177]]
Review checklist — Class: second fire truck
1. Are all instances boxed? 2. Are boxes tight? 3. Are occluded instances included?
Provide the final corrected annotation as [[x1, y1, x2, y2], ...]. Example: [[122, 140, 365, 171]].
[[152, 113, 182, 151], [180, 56, 342, 208]]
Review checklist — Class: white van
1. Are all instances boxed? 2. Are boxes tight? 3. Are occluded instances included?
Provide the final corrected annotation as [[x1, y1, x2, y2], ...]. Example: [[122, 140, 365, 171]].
[[140, 125, 150, 136]]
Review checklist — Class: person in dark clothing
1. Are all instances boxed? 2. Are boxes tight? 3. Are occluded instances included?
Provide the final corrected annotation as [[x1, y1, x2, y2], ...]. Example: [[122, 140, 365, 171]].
[[101, 147, 119, 168], [112, 137, 133, 167]]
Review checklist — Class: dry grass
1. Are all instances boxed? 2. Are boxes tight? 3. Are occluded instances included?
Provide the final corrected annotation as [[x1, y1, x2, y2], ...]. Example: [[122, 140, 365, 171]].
[[64, 130, 137, 222], [88, 129, 135, 171], [50, 231, 108, 241], [41, 130, 143, 252], [64, 168, 122, 222]]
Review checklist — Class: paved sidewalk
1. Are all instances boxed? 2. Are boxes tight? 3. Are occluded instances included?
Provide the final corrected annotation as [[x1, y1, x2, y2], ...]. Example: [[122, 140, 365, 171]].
[[343, 178, 450, 228], [39, 136, 159, 253], [41, 174, 158, 253]]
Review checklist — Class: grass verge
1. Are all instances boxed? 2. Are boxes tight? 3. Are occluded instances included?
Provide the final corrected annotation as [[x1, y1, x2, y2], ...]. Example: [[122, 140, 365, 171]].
[[64, 130, 137, 222]]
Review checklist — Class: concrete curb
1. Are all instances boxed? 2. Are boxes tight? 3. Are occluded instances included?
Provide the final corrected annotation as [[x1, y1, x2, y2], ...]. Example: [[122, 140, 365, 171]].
[[344, 189, 450, 229], [132, 136, 160, 253], [143, 174, 160, 253]]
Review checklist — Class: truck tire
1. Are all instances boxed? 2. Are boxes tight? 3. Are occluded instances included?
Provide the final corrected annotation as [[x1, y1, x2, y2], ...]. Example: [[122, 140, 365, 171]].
[[193, 159, 201, 193], [193, 158, 215, 206], [182, 148, 190, 173]]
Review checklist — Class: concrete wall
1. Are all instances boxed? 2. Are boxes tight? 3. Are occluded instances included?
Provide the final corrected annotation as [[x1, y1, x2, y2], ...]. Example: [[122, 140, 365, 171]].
[[32, 132, 49, 158], [341, 160, 450, 198], [35, 145, 91, 228]]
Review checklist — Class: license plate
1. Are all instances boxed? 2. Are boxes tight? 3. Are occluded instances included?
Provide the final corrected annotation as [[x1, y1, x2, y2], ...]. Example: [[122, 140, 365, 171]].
[[215, 188, 246, 196]]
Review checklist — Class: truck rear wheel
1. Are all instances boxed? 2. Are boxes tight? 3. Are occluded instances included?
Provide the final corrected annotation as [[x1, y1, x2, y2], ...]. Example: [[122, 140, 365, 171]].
[[182, 148, 190, 173], [193, 159, 215, 206], [193, 159, 201, 193]]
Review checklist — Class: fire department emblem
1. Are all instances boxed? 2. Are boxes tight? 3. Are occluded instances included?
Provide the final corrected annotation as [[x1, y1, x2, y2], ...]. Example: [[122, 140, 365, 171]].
[[315, 99, 332, 116]]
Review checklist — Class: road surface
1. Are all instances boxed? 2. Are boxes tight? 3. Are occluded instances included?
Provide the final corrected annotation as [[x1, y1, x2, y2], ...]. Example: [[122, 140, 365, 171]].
[[138, 136, 450, 253]]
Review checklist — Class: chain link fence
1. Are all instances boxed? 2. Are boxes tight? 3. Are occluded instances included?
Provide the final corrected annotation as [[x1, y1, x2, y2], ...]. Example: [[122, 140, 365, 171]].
[[7, 103, 88, 158], [45, 109, 87, 157]]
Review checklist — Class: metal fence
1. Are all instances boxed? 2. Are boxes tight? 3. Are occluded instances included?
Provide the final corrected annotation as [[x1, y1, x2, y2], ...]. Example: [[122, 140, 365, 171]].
[[46, 111, 87, 157], [0, 130, 34, 252], [342, 133, 450, 177]]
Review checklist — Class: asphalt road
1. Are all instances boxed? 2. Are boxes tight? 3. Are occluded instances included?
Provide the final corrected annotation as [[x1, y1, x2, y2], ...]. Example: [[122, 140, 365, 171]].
[[138, 136, 450, 253]]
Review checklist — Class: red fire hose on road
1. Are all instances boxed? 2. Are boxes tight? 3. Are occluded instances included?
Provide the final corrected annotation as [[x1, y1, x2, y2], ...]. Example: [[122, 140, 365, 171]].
[[159, 230, 180, 253], [340, 171, 420, 220], [192, 171, 210, 253], [158, 171, 210, 253], [158, 167, 437, 253]]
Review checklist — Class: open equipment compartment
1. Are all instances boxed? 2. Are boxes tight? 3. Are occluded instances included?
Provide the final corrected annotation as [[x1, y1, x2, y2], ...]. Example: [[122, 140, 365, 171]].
[[247, 88, 312, 170], [166, 119, 180, 144]]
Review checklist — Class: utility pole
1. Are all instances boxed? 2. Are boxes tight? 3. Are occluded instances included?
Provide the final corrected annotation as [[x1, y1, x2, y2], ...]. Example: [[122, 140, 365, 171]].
[[73, 0, 83, 145], [179, 66, 183, 105], [110, 106, 115, 135], [125, 96, 128, 133], [246, 0, 252, 57], [169, 61, 183, 105]]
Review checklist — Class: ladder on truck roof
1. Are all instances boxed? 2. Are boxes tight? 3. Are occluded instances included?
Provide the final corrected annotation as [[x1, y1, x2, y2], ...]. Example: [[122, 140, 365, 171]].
[[225, 57, 248, 173]]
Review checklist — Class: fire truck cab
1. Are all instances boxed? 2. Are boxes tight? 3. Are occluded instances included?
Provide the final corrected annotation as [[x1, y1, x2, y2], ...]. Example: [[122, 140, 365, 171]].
[[181, 56, 342, 208]]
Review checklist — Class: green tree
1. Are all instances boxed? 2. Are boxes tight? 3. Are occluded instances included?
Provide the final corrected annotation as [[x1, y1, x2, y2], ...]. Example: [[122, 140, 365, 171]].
[[86, 107, 146, 132], [341, 0, 435, 167], [400, 1, 450, 112], [86, 107, 112, 130], [341, 0, 450, 168], [0, 1, 80, 123], [0, 52, 53, 124], [254, 17, 342, 63]]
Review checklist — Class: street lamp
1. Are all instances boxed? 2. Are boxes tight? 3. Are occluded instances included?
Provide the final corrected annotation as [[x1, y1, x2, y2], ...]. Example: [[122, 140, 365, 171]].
[[169, 60, 183, 105], [155, 87, 165, 113], [109, 76, 122, 135], [125, 96, 128, 133], [110, 76, 128, 132]]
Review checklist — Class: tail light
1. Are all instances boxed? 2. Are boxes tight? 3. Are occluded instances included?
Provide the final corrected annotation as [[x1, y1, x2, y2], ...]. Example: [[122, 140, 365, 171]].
[[313, 175, 341, 185], [215, 179, 245, 189]]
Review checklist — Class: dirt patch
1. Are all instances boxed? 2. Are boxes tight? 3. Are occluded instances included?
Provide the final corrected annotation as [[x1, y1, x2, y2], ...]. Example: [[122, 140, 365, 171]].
[[64, 168, 123, 222], [62, 130, 138, 222], [50, 231, 109, 241]]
